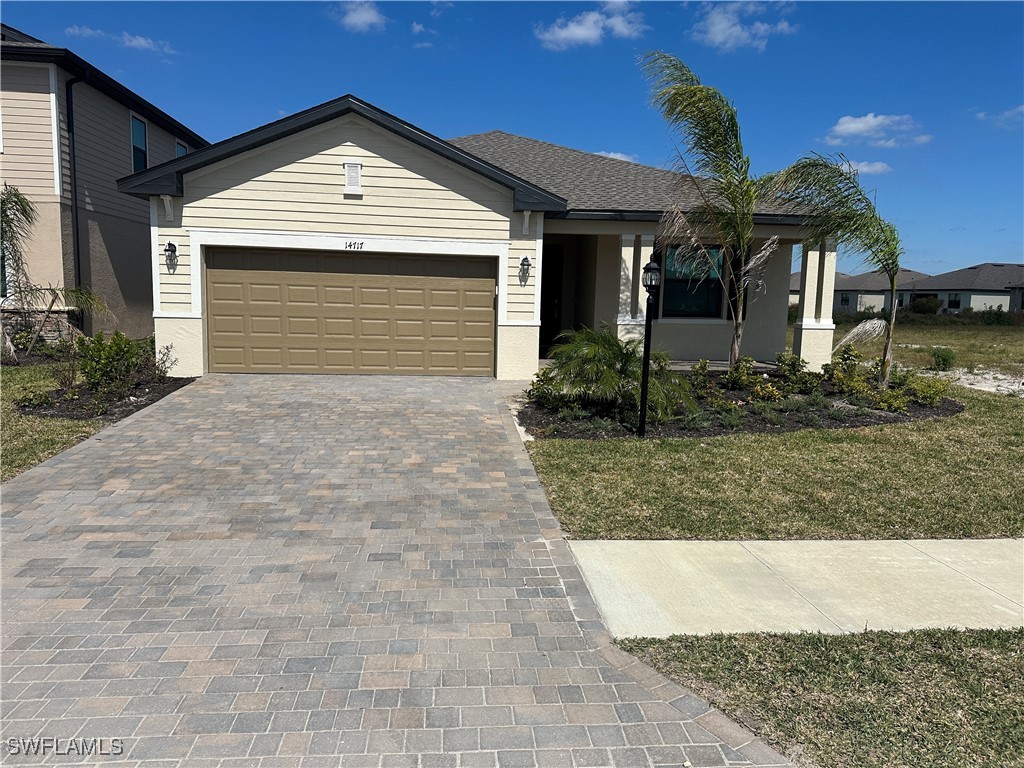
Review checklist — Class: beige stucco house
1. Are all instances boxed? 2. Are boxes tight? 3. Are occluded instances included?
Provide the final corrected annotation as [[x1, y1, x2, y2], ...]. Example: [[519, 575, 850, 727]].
[[909, 263, 1024, 313], [0, 24, 206, 337], [832, 267, 930, 314], [118, 94, 838, 380]]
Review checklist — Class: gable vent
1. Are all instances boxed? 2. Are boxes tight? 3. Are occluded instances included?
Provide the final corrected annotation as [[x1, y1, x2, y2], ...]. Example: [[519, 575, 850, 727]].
[[343, 158, 363, 195]]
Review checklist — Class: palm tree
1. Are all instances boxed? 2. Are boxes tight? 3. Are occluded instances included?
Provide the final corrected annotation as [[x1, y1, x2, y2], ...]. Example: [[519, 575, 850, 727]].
[[773, 154, 904, 386], [641, 52, 781, 368], [1, 183, 108, 356]]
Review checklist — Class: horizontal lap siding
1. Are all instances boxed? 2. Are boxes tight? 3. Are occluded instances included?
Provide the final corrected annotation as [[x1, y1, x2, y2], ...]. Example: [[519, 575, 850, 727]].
[[72, 84, 192, 223], [157, 198, 192, 313], [1, 64, 55, 197], [183, 115, 511, 240]]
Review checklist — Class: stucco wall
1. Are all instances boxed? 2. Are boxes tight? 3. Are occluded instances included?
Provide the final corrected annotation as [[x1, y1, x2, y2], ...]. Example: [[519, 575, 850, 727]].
[[967, 292, 1010, 311]]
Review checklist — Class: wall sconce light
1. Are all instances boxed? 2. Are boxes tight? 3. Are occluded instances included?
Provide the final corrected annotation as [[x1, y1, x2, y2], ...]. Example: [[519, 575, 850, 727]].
[[163, 242, 178, 274], [518, 256, 531, 287]]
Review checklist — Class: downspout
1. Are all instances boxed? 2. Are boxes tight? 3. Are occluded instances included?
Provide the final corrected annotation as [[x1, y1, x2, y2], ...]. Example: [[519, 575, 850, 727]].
[[65, 75, 84, 327]]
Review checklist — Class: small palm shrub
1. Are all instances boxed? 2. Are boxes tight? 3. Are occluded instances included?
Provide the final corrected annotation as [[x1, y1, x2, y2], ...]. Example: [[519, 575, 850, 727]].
[[526, 326, 691, 427]]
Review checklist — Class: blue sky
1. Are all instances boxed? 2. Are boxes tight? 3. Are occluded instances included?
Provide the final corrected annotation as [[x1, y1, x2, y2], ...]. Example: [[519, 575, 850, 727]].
[[6, 1, 1023, 275]]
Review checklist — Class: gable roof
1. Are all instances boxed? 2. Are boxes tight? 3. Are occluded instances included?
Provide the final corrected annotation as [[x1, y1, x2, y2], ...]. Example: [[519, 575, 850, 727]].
[[909, 262, 1024, 292], [1, 23, 207, 148], [448, 130, 802, 222], [835, 268, 931, 292], [118, 95, 566, 212]]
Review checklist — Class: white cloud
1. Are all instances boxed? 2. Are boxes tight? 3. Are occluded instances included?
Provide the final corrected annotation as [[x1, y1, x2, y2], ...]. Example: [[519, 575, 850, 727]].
[[594, 150, 639, 162], [65, 25, 106, 38], [848, 160, 893, 175], [430, 1, 453, 17], [413, 41, 433, 49], [534, 2, 647, 51], [332, 2, 387, 33], [65, 25, 175, 54], [977, 104, 1024, 129], [824, 113, 930, 148], [119, 33, 175, 54], [691, 2, 795, 53], [411, 22, 426, 34]]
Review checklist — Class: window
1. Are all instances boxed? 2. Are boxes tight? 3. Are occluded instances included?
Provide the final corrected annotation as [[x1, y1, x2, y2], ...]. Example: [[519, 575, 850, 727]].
[[175, 141, 188, 158], [660, 245, 723, 318], [840, 292, 850, 307], [948, 293, 961, 310], [131, 115, 148, 172], [897, 293, 904, 308]]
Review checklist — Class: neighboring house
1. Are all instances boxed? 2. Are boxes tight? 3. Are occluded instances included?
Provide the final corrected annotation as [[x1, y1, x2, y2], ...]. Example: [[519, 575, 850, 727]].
[[908, 262, 1024, 313], [1008, 283, 1024, 314], [0, 23, 207, 337], [789, 270, 848, 306], [118, 95, 838, 379], [832, 267, 931, 314]]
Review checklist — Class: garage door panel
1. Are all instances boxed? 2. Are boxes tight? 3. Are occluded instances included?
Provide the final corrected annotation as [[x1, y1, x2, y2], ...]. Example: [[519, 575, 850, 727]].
[[248, 284, 283, 304], [207, 247, 495, 375]]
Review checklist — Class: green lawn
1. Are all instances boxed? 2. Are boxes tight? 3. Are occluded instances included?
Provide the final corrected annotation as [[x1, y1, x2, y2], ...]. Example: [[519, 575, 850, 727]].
[[788, 321, 1024, 375], [528, 387, 1024, 539], [619, 629, 1024, 768], [0, 364, 99, 481]]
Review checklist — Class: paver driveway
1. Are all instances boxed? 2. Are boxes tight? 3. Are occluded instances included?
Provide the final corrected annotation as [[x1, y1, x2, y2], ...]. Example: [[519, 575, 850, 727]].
[[1, 375, 792, 767]]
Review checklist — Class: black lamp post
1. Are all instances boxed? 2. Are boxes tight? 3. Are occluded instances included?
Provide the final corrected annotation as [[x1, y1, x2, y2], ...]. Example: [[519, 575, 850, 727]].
[[638, 256, 662, 438]]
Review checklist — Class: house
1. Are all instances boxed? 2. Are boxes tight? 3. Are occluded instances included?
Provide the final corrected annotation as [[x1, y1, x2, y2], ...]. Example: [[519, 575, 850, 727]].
[[832, 267, 931, 314], [0, 23, 207, 337], [1008, 283, 1024, 314], [117, 94, 839, 379], [909, 262, 1024, 313], [789, 269, 848, 306]]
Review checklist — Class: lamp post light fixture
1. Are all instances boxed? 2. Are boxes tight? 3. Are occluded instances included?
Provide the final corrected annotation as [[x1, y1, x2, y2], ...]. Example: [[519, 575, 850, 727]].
[[638, 256, 662, 438], [163, 241, 178, 274]]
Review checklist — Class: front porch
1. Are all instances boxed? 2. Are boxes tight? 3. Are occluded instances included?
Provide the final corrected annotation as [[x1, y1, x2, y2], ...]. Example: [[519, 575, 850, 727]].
[[538, 223, 838, 370]]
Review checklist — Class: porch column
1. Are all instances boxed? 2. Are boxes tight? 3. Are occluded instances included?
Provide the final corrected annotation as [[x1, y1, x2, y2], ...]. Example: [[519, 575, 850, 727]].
[[792, 240, 837, 371], [616, 234, 643, 340]]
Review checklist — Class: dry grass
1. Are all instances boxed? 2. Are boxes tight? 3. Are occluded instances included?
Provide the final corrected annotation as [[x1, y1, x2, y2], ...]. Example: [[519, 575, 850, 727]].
[[528, 387, 1024, 539], [1, 364, 99, 481], [619, 629, 1024, 768], [788, 322, 1024, 375]]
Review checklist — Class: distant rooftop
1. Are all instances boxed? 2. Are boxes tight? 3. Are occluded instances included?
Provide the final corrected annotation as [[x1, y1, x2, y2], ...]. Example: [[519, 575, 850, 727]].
[[909, 263, 1024, 292]]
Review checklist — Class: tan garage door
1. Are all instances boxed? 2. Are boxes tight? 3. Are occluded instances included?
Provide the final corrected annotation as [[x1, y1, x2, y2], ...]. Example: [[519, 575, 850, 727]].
[[205, 248, 496, 375]]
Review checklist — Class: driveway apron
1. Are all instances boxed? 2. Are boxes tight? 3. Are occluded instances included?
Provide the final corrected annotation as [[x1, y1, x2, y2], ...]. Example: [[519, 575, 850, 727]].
[[1, 375, 791, 767]]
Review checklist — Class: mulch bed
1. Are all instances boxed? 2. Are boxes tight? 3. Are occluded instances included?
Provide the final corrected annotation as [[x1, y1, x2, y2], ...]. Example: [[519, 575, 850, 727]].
[[17, 377, 195, 422], [515, 396, 965, 440]]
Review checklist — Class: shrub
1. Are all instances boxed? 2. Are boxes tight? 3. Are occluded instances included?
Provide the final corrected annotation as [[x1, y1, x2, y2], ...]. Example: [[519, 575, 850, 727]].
[[910, 296, 942, 315], [750, 380, 783, 402], [906, 375, 949, 407], [931, 347, 956, 371], [687, 359, 716, 398], [774, 352, 821, 395], [526, 326, 691, 427], [721, 356, 758, 391], [979, 307, 1013, 326], [15, 390, 54, 408], [717, 407, 743, 430], [135, 338, 177, 384], [50, 339, 80, 392], [10, 329, 34, 351], [673, 408, 711, 431], [78, 331, 139, 400], [872, 388, 909, 414]]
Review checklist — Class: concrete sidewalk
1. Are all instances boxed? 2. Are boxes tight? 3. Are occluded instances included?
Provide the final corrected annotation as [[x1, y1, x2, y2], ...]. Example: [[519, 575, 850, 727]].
[[569, 539, 1024, 637]]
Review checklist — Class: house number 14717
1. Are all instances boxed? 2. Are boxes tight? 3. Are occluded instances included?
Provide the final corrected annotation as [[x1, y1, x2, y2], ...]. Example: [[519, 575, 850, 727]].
[[344, 241, 364, 250]]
